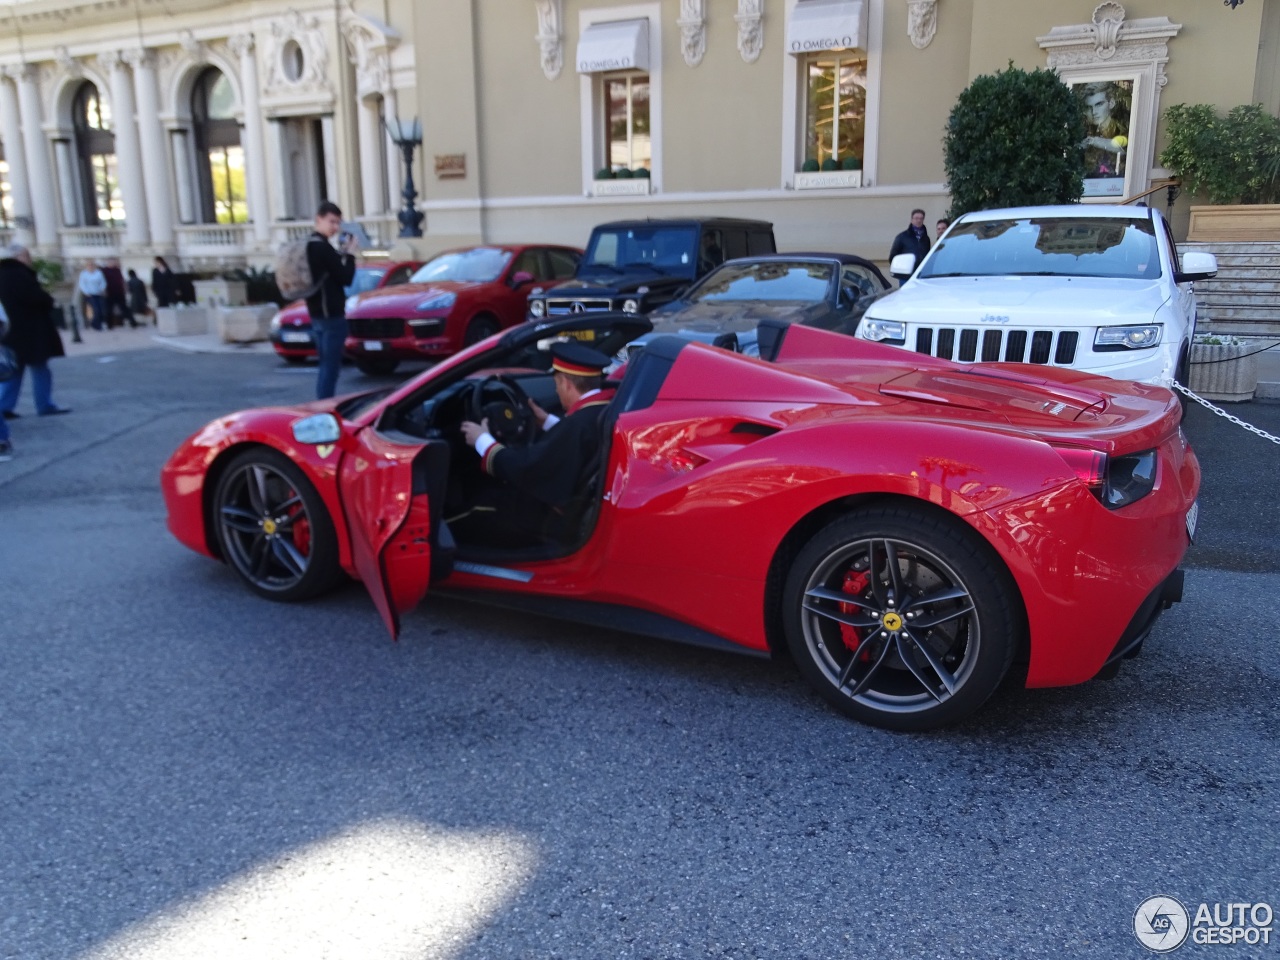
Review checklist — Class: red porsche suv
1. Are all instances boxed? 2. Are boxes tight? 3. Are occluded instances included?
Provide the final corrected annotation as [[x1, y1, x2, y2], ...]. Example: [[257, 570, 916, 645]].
[[343, 244, 582, 375]]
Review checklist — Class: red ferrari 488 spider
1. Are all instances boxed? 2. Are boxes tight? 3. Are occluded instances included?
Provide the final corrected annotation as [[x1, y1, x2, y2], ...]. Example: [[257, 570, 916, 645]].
[[162, 314, 1199, 730]]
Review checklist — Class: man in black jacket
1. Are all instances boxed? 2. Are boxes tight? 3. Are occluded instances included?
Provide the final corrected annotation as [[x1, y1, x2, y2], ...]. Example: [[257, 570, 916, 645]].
[[0, 243, 69, 425], [305, 201, 358, 399], [458, 341, 614, 546], [888, 208, 931, 285]]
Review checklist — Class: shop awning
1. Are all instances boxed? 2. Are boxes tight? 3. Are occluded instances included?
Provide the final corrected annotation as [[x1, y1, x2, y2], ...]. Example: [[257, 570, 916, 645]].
[[785, 0, 866, 54], [576, 19, 650, 73]]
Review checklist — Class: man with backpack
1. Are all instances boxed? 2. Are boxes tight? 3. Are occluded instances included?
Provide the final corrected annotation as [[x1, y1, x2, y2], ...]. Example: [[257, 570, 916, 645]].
[[287, 201, 357, 399]]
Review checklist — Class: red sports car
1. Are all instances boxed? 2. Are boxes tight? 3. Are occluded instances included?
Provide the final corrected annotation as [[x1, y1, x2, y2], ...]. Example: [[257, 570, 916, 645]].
[[268, 261, 422, 363], [162, 314, 1199, 730], [343, 244, 582, 377]]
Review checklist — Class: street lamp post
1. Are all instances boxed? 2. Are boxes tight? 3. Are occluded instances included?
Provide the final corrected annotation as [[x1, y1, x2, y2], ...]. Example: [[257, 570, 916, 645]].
[[386, 116, 425, 238]]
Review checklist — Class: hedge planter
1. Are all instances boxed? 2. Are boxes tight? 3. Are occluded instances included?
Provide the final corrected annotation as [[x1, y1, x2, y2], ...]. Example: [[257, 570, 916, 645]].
[[1189, 341, 1259, 402]]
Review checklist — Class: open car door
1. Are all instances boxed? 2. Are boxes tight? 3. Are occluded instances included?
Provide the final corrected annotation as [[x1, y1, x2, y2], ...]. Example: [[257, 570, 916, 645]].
[[339, 432, 452, 638]]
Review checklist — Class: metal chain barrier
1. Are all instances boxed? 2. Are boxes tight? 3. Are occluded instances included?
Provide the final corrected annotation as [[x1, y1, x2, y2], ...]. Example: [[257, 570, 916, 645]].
[[1172, 381, 1280, 446]]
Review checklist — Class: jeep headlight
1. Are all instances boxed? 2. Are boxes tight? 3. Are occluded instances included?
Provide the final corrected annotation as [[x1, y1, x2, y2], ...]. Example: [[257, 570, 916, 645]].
[[417, 292, 456, 312], [622, 298, 640, 313], [529, 299, 546, 318], [1095, 324, 1162, 349], [861, 317, 906, 342]]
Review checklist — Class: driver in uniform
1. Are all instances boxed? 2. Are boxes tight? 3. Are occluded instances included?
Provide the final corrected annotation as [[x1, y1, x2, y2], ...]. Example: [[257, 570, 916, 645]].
[[457, 341, 614, 545]]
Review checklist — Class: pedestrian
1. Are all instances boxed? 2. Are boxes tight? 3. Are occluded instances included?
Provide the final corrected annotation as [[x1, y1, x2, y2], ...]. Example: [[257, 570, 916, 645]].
[[935, 218, 950, 240], [102, 258, 137, 328], [151, 256, 176, 308], [77, 260, 108, 331], [0, 298, 11, 460], [305, 201, 358, 400], [0, 242, 71, 420], [889, 208, 931, 285], [126, 268, 149, 323]]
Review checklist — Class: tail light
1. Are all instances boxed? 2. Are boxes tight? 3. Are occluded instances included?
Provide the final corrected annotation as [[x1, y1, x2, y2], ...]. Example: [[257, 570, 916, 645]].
[[1052, 446, 1157, 509]]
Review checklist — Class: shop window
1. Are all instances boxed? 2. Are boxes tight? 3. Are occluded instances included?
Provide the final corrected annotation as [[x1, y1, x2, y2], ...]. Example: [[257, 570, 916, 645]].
[[802, 50, 867, 170], [603, 73, 650, 174]]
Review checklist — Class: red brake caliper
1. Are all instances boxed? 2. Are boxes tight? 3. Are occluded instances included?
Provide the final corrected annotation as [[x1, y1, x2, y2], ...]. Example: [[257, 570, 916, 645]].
[[287, 488, 311, 557], [839, 569, 873, 656]]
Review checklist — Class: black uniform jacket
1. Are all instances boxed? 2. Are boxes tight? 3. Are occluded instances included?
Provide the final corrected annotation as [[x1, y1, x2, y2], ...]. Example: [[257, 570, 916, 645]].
[[0, 257, 60, 365], [481, 390, 615, 509], [304, 232, 357, 319]]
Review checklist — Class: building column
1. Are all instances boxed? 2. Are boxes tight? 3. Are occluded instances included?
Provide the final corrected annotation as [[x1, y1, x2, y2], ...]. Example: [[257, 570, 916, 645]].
[[383, 87, 401, 212], [6, 65, 59, 249], [168, 128, 197, 225], [357, 96, 383, 215], [0, 76, 35, 244], [98, 51, 149, 249], [230, 33, 272, 246], [319, 114, 338, 207], [52, 140, 80, 227], [125, 49, 174, 249], [263, 117, 288, 221]]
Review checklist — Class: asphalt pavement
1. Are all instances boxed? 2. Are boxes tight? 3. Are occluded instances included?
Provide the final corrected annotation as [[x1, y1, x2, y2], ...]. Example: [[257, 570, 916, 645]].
[[0, 343, 1277, 960]]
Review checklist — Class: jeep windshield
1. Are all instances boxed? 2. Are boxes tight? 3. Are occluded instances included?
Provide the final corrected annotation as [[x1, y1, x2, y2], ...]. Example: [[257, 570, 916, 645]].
[[583, 225, 699, 278], [411, 247, 513, 283], [916, 216, 1161, 281]]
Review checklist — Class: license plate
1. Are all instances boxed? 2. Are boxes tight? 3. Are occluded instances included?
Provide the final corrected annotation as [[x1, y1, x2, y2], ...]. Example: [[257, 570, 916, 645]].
[[1186, 500, 1199, 542], [281, 331, 311, 343], [566, 329, 597, 342], [363, 340, 384, 351]]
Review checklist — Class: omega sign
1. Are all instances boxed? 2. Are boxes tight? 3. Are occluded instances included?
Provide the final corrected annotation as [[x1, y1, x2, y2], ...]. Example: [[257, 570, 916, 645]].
[[578, 56, 635, 71], [791, 36, 855, 52]]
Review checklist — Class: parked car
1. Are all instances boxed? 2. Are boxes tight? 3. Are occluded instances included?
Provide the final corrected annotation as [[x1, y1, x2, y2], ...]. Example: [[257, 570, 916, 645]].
[[526, 217, 776, 320], [630, 253, 892, 357], [344, 244, 582, 375], [161, 313, 1199, 732], [268, 261, 421, 363], [855, 205, 1218, 385]]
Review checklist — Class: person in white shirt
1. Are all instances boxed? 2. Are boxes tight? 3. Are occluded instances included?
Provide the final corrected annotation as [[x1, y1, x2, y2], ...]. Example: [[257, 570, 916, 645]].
[[77, 261, 108, 331]]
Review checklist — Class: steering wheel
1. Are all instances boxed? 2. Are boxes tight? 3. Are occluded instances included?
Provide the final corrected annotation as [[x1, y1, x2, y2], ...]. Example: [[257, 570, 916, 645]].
[[466, 375, 536, 446]]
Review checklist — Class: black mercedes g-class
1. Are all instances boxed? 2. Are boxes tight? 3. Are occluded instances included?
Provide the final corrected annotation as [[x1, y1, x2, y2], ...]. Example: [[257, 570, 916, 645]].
[[527, 217, 776, 319]]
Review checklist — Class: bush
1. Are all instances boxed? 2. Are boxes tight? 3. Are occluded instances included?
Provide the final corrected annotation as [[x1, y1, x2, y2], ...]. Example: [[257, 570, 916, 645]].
[[821, 157, 839, 171], [223, 266, 284, 305], [801, 158, 820, 172], [614, 167, 634, 179], [33, 258, 64, 288], [595, 167, 614, 180], [633, 167, 651, 178], [1160, 103, 1280, 204], [842, 155, 862, 171], [943, 63, 1086, 218]]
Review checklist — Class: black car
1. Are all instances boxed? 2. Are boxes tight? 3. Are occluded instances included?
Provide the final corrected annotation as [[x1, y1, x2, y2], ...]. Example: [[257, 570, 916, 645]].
[[527, 217, 776, 320], [630, 253, 892, 357]]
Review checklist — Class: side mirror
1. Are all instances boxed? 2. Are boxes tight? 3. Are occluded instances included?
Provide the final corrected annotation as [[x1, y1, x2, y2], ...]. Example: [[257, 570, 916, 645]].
[[510, 271, 536, 287], [1175, 251, 1218, 284], [889, 253, 917, 278], [292, 412, 341, 445]]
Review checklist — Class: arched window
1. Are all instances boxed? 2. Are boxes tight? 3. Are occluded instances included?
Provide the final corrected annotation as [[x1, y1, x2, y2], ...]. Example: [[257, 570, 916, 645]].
[[72, 82, 123, 226], [191, 69, 246, 224]]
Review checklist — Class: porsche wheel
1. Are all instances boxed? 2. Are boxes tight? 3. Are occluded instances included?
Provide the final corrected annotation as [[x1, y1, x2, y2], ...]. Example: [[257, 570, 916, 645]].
[[355, 355, 400, 376], [464, 314, 501, 347], [783, 506, 1021, 731], [213, 448, 341, 602]]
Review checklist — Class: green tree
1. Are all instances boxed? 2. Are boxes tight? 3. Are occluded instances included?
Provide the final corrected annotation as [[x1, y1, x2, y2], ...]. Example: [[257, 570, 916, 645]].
[[943, 64, 1086, 218], [1160, 103, 1280, 204]]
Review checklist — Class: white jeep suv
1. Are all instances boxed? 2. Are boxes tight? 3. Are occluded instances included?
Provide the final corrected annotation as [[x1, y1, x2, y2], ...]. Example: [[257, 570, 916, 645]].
[[856, 205, 1218, 385]]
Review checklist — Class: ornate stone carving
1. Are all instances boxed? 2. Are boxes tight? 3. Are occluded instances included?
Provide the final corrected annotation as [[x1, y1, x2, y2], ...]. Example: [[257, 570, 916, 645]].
[[907, 1, 938, 50], [341, 8, 399, 97], [534, 0, 563, 81], [178, 29, 205, 57], [228, 33, 256, 59], [122, 48, 156, 70], [96, 50, 125, 74], [265, 8, 331, 95], [736, 0, 763, 63], [1091, 2, 1126, 60], [678, 0, 707, 67], [53, 46, 83, 79]]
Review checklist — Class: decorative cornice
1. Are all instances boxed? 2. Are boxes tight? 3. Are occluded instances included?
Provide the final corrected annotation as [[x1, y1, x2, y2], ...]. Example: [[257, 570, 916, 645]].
[[228, 33, 255, 59], [96, 50, 125, 73], [341, 9, 398, 96], [534, 0, 563, 81], [736, 0, 763, 63], [178, 29, 205, 57], [122, 48, 155, 70], [1037, 4, 1181, 77], [906, 0, 938, 50], [678, 0, 707, 67]]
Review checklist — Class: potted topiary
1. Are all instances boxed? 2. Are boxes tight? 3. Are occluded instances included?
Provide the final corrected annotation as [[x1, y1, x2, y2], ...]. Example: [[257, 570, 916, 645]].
[[633, 167, 650, 179], [614, 167, 634, 179], [801, 158, 820, 172], [821, 157, 839, 171], [1160, 103, 1280, 241], [842, 155, 862, 171], [595, 167, 614, 180], [1189, 333, 1259, 402]]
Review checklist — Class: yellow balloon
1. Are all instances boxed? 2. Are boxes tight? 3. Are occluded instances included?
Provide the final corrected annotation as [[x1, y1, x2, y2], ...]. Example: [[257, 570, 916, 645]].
[[1112, 135, 1128, 148]]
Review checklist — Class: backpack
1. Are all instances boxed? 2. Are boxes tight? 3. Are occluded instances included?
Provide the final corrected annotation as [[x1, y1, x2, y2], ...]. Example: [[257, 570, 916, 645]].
[[274, 237, 324, 301]]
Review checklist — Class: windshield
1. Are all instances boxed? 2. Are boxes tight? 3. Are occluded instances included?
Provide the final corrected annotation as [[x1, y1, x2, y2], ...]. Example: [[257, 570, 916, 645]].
[[584, 226, 699, 275], [344, 267, 386, 297], [411, 248, 513, 283], [917, 216, 1162, 280], [688, 261, 835, 303]]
